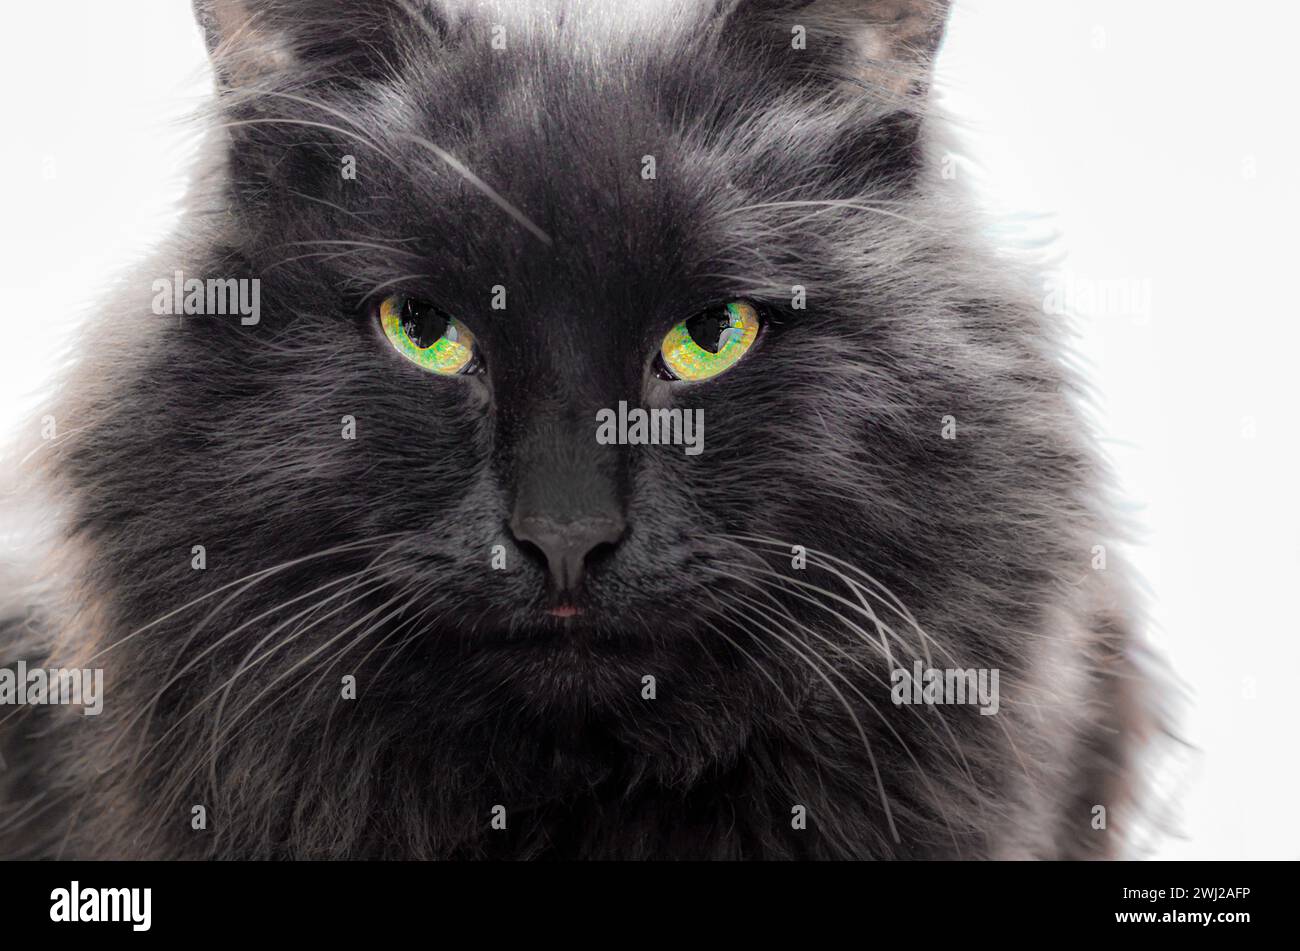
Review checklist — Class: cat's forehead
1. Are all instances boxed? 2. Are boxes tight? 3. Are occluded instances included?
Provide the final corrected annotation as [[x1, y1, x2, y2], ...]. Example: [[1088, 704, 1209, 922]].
[[354, 58, 730, 328], [438, 0, 712, 41]]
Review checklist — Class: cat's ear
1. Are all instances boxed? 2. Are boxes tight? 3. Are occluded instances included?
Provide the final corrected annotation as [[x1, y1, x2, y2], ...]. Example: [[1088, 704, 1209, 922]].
[[192, 0, 290, 86], [718, 0, 951, 104], [191, 0, 443, 87]]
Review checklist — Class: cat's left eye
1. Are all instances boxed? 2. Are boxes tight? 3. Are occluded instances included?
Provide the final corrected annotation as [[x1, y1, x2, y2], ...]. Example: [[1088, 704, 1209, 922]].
[[378, 294, 480, 376], [658, 300, 761, 382]]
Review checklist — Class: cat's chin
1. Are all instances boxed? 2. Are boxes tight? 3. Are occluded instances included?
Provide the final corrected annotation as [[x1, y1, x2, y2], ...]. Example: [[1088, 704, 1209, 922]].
[[475, 619, 661, 673], [415, 621, 763, 783], [418, 613, 737, 716]]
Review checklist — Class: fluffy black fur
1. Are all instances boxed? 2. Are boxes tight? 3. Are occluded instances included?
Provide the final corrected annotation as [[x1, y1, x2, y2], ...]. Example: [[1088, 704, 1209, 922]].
[[0, 0, 1156, 858]]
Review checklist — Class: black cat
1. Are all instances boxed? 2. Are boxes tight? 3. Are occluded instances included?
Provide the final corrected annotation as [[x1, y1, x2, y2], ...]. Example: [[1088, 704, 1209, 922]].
[[0, 0, 1158, 859]]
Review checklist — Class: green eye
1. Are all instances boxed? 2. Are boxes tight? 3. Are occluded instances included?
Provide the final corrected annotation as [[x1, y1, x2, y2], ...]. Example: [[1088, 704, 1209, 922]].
[[659, 300, 761, 382], [379, 294, 478, 375]]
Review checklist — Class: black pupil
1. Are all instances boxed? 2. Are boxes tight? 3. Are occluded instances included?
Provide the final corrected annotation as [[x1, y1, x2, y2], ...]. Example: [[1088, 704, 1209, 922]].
[[686, 308, 733, 353], [400, 299, 449, 349]]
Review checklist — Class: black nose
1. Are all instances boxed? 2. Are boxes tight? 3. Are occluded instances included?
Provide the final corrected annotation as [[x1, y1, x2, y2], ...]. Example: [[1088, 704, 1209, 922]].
[[509, 513, 626, 592]]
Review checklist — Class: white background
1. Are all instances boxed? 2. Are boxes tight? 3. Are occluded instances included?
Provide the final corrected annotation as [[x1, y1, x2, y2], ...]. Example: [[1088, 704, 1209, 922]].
[[0, 1, 1295, 859]]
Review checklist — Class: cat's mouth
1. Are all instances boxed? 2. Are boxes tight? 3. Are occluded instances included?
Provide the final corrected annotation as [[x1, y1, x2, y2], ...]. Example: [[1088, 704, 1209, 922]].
[[545, 602, 583, 619]]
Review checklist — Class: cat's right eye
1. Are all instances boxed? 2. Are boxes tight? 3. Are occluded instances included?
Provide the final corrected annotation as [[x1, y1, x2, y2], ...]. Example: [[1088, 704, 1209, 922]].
[[377, 294, 481, 376]]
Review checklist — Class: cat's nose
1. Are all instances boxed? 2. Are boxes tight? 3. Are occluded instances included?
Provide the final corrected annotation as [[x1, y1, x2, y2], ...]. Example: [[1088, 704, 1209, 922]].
[[509, 513, 626, 592]]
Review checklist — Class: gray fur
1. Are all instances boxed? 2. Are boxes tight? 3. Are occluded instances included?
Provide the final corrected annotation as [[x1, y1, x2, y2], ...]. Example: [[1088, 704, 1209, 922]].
[[0, 0, 1161, 859]]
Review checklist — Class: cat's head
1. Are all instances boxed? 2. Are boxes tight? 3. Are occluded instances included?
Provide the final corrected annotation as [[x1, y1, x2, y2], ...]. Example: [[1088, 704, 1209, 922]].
[[42, 0, 1097, 846]]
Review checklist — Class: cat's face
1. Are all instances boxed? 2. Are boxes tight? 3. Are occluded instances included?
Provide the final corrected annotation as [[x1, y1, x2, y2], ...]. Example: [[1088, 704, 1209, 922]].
[[58, 0, 1081, 804]]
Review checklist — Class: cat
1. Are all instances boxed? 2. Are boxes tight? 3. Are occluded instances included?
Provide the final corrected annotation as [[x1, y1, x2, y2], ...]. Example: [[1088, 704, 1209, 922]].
[[0, 0, 1160, 859]]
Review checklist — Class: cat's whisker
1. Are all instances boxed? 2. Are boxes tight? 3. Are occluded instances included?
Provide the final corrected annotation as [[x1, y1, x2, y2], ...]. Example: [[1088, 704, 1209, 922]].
[[0, 537, 407, 739], [113, 536, 415, 781], [396, 132, 553, 247], [709, 554, 930, 670], [721, 198, 940, 232], [0, 787, 56, 836], [275, 237, 422, 250], [120, 565, 386, 771], [693, 598, 864, 858], [715, 573, 979, 803], [263, 247, 415, 272], [209, 115, 401, 167], [341, 580, 445, 683], [719, 535, 1042, 782], [15, 423, 95, 468], [202, 582, 420, 794], [710, 588, 903, 848], [712, 553, 977, 769], [263, 249, 358, 270], [214, 87, 551, 251], [691, 597, 863, 857], [112, 563, 379, 763], [272, 238, 426, 259], [719, 532, 948, 667], [711, 538, 1028, 790], [716, 537, 903, 662], [284, 188, 379, 226], [138, 533, 411, 688], [205, 586, 439, 858], [215, 86, 404, 167], [136, 578, 398, 832], [77, 533, 408, 665], [298, 582, 444, 744], [366, 273, 436, 297]]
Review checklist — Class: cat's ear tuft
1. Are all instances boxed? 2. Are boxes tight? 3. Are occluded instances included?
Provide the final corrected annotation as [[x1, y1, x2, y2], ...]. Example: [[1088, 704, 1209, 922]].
[[719, 0, 952, 104]]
